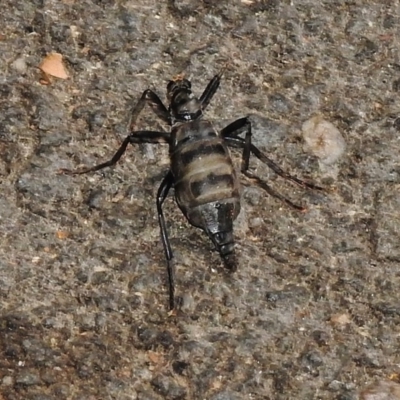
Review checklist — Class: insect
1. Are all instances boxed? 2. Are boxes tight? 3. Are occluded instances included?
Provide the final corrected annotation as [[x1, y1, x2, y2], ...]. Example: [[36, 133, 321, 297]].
[[61, 68, 321, 310]]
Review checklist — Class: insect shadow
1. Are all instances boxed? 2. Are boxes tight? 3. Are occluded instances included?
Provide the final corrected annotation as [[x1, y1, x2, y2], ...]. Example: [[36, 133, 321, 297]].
[[60, 68, 322, 310]]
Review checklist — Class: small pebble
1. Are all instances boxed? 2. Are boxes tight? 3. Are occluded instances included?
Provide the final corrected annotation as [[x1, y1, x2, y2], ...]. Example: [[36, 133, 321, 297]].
[[249, 217, 263, 228], [302, 115, 346, 165], [11, 57, 28, 74], [2, 376, 13, 386]]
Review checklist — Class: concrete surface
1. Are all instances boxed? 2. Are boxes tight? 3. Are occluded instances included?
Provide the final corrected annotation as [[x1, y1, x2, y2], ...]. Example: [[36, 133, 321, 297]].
[[1, 1, 400, 399]]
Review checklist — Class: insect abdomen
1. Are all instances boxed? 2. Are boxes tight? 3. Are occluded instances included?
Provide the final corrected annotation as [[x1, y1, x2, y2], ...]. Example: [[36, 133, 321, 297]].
[[172, 138, 240, 210]]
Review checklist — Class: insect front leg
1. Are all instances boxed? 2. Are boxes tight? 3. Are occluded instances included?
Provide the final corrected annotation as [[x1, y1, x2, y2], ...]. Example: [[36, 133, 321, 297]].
[[129, 89, 171, 130], [199, 66, 227, 111], [60, 131, 170, 175], [156, 170, 176, 310]]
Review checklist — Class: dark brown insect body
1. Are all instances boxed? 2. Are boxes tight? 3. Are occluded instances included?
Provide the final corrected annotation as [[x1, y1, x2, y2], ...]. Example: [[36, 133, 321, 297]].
[[61, 68, 321, 309]]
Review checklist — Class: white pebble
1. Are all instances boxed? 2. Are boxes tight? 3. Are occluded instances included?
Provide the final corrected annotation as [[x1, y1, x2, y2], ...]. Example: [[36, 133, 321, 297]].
[[11, 57, 28, 74], [302, 115, 346, 165]]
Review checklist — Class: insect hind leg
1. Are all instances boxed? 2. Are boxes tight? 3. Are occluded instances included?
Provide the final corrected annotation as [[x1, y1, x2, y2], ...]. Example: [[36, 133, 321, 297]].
[[221, 117, 322, 191], [156, 170, 176, 310], [221, 117, 320, 210]]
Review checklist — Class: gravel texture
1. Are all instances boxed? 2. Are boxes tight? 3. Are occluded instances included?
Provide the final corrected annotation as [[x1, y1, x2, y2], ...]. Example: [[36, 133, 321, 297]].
[[1, 1, 400, 399]]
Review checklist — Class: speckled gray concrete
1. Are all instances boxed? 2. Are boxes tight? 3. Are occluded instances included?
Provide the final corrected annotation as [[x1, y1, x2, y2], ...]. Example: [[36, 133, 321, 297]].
[[1, 1, 400, 399]]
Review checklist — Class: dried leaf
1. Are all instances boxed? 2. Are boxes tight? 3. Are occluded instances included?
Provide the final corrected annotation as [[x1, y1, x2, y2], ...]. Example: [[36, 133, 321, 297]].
[[56, 230, 70, 239], [39, 53, 69, 79]]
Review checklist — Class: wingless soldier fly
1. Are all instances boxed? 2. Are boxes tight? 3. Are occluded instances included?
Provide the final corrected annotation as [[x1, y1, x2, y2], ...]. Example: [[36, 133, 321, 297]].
[[61, 68, 321, 310]]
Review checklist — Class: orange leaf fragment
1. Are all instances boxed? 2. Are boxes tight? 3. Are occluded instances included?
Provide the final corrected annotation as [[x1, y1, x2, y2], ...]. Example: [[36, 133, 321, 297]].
[[39, 53, 69, 79], [56, 230, 70, 239]]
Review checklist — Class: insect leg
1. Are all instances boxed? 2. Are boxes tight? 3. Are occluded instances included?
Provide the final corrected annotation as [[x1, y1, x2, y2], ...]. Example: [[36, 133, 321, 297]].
[[199, 66, 227, 111], [156, 170, 175, 310], [221, 119, 322, 190], [225, 135, 309, 210], [60, 131, 170, 175], [220, 117, 251, 172], [249, 142, 322, 190], [129, 89, 171, 129], [240, 167, 306, 211]]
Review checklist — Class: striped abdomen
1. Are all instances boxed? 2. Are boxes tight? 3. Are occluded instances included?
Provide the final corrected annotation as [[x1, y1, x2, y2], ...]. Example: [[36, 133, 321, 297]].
[[170, 121, 240, 232]]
